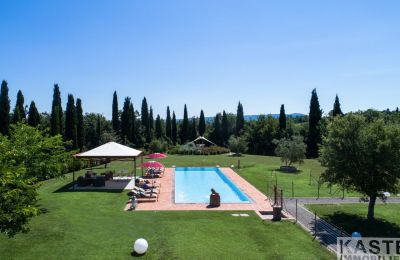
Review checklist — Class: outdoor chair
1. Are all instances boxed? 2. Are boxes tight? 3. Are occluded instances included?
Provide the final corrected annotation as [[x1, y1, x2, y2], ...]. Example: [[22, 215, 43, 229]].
[[93, 176, 106, 187]]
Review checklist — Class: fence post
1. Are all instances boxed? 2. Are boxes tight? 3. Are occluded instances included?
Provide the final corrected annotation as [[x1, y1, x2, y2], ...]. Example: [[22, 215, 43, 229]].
[[280, 189, 283, 208], [317, 182, 320, 199], [292, 180, 294, 198], [274, 186, 277, 206], [314, 211, 317, 237], [295, 199, 298, 223]]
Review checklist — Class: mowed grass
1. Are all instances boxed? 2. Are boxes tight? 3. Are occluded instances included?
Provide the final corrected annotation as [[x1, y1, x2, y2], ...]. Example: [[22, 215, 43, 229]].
[[306, 203, 400, 237], [96, 154, 358, 198], [0, 172, 334, 259]]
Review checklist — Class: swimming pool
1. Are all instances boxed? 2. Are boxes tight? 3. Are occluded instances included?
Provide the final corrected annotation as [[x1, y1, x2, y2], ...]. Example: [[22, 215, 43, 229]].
[[174, 167, 250, 203]]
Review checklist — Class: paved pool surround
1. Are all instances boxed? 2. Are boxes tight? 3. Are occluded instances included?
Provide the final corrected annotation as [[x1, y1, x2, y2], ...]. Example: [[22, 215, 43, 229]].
[[129, 167, 272, 212]]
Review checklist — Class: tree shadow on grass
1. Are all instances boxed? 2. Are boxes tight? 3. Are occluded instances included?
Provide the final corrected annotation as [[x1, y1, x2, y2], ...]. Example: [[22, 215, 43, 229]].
[[322, 212, 400, 237], [52, 181, 124, 193]]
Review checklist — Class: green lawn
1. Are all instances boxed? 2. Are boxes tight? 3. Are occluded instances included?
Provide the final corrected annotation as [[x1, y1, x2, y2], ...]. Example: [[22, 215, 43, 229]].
[[89, 154, 358, 198], [0, 170, 334, 259], [306, 203, 400, 237]]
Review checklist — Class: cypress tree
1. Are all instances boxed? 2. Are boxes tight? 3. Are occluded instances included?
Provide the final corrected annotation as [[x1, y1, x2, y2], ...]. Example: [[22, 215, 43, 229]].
[[141, 97, 150, 143], [112, 91, 120, 134], [179, 104, 189, 144], [129, 102, 136, 144], [13, 90, 26, 123], [155, 114, 163, 139], [166, 106, 172, 140], [199, 110, 206, 136], [96, 115, 101, 146], [76, 98, 84, 150], [121, 97, 131, 143], [0, 80, 10, 135], [149, 106, 154, 142], [236, 102, 244, 136], [307, 89, 322, 158], [189, 117, 197, 141], [278, 104, 286, 137], [51, 84, 63, 136], [211, 113, 221, 146], [65, 94, 77, 148], [172, 111, 177, 145], [332, 94, 343, 117], [221, 110, 229, 146], [27, 101, 40, 127]]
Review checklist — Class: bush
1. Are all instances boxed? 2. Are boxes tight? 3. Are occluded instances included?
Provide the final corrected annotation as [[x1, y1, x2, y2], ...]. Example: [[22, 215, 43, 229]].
[[228, 136, 247, 155], [169, 143, 229, 155], [149, 139, 168, 153]]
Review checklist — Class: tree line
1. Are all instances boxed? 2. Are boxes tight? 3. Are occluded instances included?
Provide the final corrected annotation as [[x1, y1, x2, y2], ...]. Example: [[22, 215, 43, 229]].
[[0, 79, 350, 158]]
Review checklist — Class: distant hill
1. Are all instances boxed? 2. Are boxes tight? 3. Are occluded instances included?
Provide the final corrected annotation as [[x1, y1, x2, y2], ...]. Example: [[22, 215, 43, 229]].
[[203, 113, 305, 123]]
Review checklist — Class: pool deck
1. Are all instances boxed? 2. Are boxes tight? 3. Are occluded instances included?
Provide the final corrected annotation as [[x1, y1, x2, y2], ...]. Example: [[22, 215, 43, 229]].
[[126, 167, 273, 213]]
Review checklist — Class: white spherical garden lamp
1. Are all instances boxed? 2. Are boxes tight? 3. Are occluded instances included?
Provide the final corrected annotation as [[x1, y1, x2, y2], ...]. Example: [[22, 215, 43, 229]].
[[134, 238, 148, 255]]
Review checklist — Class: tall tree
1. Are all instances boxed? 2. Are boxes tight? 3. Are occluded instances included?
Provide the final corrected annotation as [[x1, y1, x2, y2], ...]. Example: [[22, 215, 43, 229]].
[[307, 89, 322, 158], [112, 91, 120, 134], [96, 115, 101, 146], [236, 102, 245, 136], [155, 114, 163, 139], [76, 98, 84, 150], [210, 113, 221, 146], [189, 117, 197, 140], [172, 112, 177, 145], [13, 90, 26, 123], [278, 104, 287, 137], [320, 114, 400, 221], [221, 110, 229, 146], [65, 94, 77, 148], [332, 94, 343, 117], [165, 106, 172, 140], [0, 80, 10, 135], [179, 104, 189, 144], [149, 106, 154, 142], [50, 84, 63, 136], [129, 102, 136, 144], [141, 97, 150, 143], [120, 97, 131, 143], [27, 101, 40, 127], [199, 110, 206, 136]]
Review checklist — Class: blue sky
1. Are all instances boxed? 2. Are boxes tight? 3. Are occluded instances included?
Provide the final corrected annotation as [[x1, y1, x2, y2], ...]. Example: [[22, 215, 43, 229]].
[[1, 0, 400, 119]]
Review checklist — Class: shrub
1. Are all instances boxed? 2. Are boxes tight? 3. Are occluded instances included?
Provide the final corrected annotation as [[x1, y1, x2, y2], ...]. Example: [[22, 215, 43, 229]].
[[228, 136, 247, 155], [149, 139, 168, 153]]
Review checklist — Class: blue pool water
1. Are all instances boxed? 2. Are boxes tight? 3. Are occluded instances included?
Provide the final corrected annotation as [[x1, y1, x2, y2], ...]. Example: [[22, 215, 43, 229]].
[[174, 167, 250, 203]]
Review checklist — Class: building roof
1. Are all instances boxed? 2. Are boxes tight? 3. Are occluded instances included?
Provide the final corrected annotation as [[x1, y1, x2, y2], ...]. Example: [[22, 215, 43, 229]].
[[73, 142, 142, 159]]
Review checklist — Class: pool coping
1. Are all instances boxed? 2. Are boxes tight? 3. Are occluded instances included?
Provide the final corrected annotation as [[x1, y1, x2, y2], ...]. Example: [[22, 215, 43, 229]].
[[126, 167, 273, 213]]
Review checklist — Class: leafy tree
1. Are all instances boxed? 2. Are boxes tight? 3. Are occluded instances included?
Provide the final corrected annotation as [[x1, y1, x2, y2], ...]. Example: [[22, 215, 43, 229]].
[[112, 91, 120, 134], [228, 135, 247, 155], [149, 139, 167, 153], [332, 94, 343, 117], [13, 90, 26, 123], [320, 114, 400, 221], [278, 104, 286, 137], [65, 94, 77, 149], [50, 84, 63, 136], [100, 130, 121, 144], [189, 117, 197, 141], [83, 113, 110, 149], [245, 115, 278, 155], [172, 111, 177, 145], [96, 115, 101, 146], [210, 113, 221, 146], [236, 102, 244, 136], [179, 104, 189, 144], [120, 97, 131, 143], [274, 136, 306, 167], [307, 89, 322, 158], [221, 110, 229, 146], [155, 114, 163, 139], [27, 101, 41, 127], [199, 110, 206, 136], [76, 98, 84, 150], [0, 80, 10, 135], [0, 124, 72, 236], [166, 106, 172, 140]]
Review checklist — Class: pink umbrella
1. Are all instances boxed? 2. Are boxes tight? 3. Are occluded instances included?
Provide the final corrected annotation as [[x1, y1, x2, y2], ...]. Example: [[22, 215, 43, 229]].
[[147, 153, 167, 159], [140, 161, 165, 168]]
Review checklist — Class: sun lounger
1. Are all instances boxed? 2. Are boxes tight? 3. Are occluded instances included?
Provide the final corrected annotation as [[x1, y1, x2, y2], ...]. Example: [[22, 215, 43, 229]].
[[133, 186, 159, 194], [131, 190, 158, 200]]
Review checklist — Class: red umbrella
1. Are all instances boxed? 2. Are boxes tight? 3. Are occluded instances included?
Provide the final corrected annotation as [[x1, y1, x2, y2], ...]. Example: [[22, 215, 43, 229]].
[[147, 153, 167, 159], [141, 161, 165, 168]]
